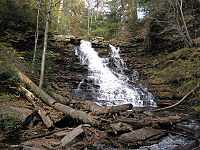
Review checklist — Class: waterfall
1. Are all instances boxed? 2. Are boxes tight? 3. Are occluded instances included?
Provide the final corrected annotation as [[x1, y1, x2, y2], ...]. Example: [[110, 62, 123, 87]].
[[75, 40, 156, 107]]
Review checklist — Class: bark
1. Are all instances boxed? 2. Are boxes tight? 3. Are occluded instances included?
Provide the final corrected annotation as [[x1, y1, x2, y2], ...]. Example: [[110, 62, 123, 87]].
[[39, 0, 52, 88]]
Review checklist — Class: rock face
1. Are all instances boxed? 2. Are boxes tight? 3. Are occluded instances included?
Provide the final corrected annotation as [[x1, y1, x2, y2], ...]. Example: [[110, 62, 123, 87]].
[[49, 43, 87, 97]]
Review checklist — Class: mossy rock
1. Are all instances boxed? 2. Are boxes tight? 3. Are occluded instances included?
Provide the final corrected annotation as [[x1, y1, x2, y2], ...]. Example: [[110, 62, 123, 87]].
[[0, 106, 32, 131]]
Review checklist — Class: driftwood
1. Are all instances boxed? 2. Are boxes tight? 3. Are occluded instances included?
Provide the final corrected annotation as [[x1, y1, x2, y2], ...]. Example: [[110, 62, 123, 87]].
[[18, 86, 54, 129], [154, 85, 200, 112], [16, 69, 98, 125]]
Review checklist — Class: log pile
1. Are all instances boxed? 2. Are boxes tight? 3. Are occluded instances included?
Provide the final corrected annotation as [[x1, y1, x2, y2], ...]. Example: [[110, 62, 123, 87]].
[[1, 69, 199, 149]]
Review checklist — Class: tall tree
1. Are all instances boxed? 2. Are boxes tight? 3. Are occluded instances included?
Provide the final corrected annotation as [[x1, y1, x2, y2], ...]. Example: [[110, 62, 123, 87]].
[[32, 0, 41, 73], [39, 0, 52, 88]]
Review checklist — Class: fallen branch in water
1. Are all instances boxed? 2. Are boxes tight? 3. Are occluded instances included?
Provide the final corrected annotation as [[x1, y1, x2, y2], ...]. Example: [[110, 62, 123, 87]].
[[153, 85, 200, 112]]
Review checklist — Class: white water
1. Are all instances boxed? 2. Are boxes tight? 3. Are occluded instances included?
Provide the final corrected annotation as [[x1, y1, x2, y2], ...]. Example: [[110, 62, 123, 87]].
[[75, 40, 156, 107]]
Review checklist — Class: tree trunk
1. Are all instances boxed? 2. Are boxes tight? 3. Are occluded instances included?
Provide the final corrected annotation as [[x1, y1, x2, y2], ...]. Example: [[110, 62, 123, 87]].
[[18, 86, 54, 129], [16, 69, 98, 126], [39, 0, 52, 88], [127, 0, 137, 27], [57, 0, 64, 32], [177, 0, 193, 47], [32, 0, 41, 73]]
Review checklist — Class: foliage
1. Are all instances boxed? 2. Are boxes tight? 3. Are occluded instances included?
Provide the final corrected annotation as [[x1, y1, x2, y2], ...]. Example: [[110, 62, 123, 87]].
[[0, 42, 19, 87], [0, 0, 39, 32], [0, 107, 21, 131]]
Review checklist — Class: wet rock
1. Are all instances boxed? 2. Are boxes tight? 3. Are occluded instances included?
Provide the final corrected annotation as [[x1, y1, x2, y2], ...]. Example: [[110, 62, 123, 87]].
[[137, 135, 197, 150], [176, 120, 200, 138]]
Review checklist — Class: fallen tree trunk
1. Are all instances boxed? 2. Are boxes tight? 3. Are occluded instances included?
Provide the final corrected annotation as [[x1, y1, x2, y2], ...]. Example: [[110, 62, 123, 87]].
[[17, 70, 56, 105], [18, 86, 54, 129], [61, 125, 86, 147], [118, 115, 182, 128], [93, 104, 133, 115], [16, 69, 98, 125], [50, 92, 103, 113], [50, 92, 132, 115]]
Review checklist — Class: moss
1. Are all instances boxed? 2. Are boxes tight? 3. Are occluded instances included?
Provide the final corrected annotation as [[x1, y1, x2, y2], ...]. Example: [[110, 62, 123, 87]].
[[146, 48, 200, 98], [194, 104, 200, 112], [0, 93, 16, 102], [0, 108, 20, 131], [0, 42, 20, 90]]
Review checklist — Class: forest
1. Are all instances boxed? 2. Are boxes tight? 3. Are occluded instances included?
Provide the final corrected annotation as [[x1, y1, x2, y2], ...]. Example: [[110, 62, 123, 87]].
[[0, 0, 200, 149]]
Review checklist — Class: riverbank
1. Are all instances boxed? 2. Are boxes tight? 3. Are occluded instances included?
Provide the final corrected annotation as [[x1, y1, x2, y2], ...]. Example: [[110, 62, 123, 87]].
[[0, 37, 200, 149]]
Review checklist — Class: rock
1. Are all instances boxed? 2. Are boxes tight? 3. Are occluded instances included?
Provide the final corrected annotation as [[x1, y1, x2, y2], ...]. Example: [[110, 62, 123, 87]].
[[118, 127, 162, 144], [176, 120, 200, 138]]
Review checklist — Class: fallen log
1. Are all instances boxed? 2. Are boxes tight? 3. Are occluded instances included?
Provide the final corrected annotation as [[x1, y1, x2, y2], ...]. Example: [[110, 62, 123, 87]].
[[110, 122, 133, 134], [16, 69, 98, 126], [93, 104, 133, 115], [79, 100, 103, 113], [50, 92, 71, 105], [50, 92, 132, 115], [18, 86, 54, 129], [118, 115, 182, 128], [17, 70, 56, 105], [53, 103, 98, 125], [61, 125, 87, 147], [50, 92, 103, 113]]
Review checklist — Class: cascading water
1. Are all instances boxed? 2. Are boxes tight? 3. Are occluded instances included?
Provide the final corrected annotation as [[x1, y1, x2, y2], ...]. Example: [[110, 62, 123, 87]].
[[75, 40, 156, 107]]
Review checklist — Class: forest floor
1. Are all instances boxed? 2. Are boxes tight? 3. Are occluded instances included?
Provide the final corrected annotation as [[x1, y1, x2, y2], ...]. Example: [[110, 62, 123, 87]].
[[0, 36, 200, 149]]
